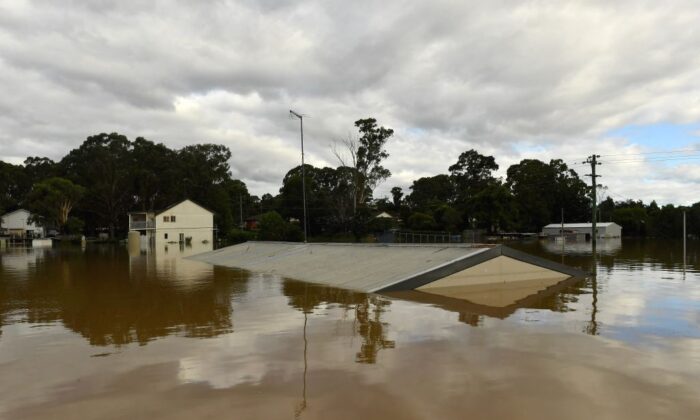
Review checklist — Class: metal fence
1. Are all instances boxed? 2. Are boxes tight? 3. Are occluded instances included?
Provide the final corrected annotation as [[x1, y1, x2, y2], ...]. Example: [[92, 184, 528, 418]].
[[394, 231, 463, 244]]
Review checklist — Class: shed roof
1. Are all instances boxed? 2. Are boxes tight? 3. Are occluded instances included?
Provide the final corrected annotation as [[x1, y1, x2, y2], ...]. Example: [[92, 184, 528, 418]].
[[189, 242, 587, 293]]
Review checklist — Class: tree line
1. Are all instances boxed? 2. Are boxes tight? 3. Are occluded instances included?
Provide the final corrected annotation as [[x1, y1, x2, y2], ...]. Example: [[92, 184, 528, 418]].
[[1, 118, 698, 241]]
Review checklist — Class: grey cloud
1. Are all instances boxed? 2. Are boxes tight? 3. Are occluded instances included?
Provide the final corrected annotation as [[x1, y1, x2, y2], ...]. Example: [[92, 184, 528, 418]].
[[1, 0, 700, 203]]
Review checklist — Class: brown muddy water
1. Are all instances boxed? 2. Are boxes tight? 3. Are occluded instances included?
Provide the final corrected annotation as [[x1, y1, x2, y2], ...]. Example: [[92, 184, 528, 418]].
[[0, 239, 699, 419]]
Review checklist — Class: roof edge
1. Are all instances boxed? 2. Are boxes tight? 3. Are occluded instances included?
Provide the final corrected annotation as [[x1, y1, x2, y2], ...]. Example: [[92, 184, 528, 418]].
[[155, 199, 215, 216], [376, 245, 589, 292], [1, 208, 31, 217], [499, 246, 590, 278], [376, 246, 502, 292]]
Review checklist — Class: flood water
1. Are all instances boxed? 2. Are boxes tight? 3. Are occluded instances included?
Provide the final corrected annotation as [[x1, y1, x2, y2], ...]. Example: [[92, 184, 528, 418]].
[[0, 239, 699, 419]]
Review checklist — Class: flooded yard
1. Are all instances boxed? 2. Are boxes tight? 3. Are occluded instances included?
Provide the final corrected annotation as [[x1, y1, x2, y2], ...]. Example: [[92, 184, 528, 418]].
[[1, 239, 699, 419]]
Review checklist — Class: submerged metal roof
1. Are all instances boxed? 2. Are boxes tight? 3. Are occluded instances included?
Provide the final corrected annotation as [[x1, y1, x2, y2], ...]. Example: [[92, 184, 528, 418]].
[[189, 242, 588, 293]]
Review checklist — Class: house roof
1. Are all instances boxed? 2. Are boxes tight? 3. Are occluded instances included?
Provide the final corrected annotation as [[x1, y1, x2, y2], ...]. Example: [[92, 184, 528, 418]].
[[128, 199, 214, 216], [188, 242, 588, 294], [155, 199, 214, 216], [1, 208, 31, 218], [543, 222, 619, 229]]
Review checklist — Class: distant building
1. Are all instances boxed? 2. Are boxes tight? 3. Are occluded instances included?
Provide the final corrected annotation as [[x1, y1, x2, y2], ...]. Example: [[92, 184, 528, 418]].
[[541, 222, 622, 239], [373, 211, 395, 219], [0, 209, 45, 238], [128, 199, 214, 245], [244, 214, 262, 230]]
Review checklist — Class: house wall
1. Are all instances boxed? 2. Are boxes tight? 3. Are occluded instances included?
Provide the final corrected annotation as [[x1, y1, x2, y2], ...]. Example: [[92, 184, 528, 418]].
[[128, 235, 214, 284], [156, 200, 213, 231], [155, 228, 213, 245], [0, 210, 44, 237]]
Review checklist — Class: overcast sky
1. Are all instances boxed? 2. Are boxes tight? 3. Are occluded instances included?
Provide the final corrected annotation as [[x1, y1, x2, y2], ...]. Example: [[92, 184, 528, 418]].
[[1, 0, 699, 204]]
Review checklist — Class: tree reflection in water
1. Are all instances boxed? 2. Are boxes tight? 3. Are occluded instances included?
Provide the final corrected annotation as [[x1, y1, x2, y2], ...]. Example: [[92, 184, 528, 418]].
[[0, 246, 245, 346], [283, 281, 395, 364]]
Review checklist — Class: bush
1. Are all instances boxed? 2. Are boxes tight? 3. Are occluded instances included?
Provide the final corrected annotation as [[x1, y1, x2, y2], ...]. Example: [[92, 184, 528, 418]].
[[64, 217, 85, 235], [408, 212, 436, 231], [258, 211, 303, 242], [226, 228, 256, 244]]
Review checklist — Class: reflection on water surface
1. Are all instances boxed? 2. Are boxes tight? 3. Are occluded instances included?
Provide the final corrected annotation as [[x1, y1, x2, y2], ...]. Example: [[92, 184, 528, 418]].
[[0, 239, 699, 419]]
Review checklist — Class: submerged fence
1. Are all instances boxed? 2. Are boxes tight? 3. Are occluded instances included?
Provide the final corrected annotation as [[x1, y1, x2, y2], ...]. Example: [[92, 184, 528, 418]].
[[393, 230, 463, 244]]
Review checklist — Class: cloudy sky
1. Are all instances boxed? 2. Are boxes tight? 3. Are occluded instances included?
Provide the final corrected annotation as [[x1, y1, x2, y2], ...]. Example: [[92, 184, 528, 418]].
[[1, 0, 699, 203]]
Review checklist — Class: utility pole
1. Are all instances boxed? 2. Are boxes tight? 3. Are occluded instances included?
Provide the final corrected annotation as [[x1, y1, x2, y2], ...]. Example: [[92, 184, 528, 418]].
[[289, 110, 308, 243], [239, 195, 243, 228], [584, 154, 601, 275], [583, 154, 602, 245], [560, 207, 564, 238]]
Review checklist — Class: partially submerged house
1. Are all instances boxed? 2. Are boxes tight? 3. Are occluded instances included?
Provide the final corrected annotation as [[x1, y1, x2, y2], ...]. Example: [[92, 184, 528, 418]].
[[189, 242, 587, 302], [373, 211, 396, 220], [128, 199, 214, 245], [541, 222, 622, 239], [0, 209, 45, 238]]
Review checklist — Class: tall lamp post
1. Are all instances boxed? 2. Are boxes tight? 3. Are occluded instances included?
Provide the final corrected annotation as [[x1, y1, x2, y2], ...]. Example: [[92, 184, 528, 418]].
[[289, 110, 308, 243]]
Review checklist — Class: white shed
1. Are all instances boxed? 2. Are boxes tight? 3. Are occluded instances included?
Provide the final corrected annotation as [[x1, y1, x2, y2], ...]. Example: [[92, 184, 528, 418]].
[[0, 209, 45, 238], [541, 222, 622, 239]]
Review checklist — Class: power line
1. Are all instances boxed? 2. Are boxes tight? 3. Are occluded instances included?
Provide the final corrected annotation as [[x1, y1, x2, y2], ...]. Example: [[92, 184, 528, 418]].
[[600, 154, 700, 164], [598, 147, 699, 157]]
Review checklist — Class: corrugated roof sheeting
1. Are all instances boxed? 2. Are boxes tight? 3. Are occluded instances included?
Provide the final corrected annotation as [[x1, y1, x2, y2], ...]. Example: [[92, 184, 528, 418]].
[[189, 242, 588, 293], [188, 242, 491, 292]]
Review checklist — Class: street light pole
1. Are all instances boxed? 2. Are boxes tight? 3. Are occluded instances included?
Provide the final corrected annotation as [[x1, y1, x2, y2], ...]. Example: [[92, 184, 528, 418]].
[[290, 110, 308, 243]]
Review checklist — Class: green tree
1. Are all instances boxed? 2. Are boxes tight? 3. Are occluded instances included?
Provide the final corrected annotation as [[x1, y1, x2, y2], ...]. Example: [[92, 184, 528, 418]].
[[26, 177, 85, 233], [390, 186, 403, 210], [612, 203, 649, 236], [258, 211, 288, 241], [257, 211, 301, 241], [353, 118, 393, 208], [334, 118, 393, 215], [506, 159, 590, 232], [449, 149, 499, 188], [472, 183, 516, 232], [434, 205, 462, 232], [0, 161, 25, 212], [407, 174, 455, 211], [131, 138, 178, 211], [448, 150, 501, 230], [23, 157, 58, 187], [408, 212, 436, 231], [61, 133, 134, 238]]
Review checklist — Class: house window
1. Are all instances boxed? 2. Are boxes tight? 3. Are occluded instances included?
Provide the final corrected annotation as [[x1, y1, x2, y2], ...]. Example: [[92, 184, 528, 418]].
[[163, 216, 170, 222], [170, 215, 176, 222], [164, 233, 168, 239]]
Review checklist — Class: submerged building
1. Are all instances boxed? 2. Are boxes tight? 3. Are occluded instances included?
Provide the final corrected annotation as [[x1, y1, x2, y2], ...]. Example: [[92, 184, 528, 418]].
[[128, 199, 214, 246], [541, 222, 622, 239], [0, 209, 45, 238], [189, 242, 587, 302]]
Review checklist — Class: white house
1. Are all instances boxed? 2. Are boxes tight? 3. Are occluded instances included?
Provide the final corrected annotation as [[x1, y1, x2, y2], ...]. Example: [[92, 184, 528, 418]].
[[541, 222, 622, 239], [128, 199, 214, 245], [0, 209, 45, 238]]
